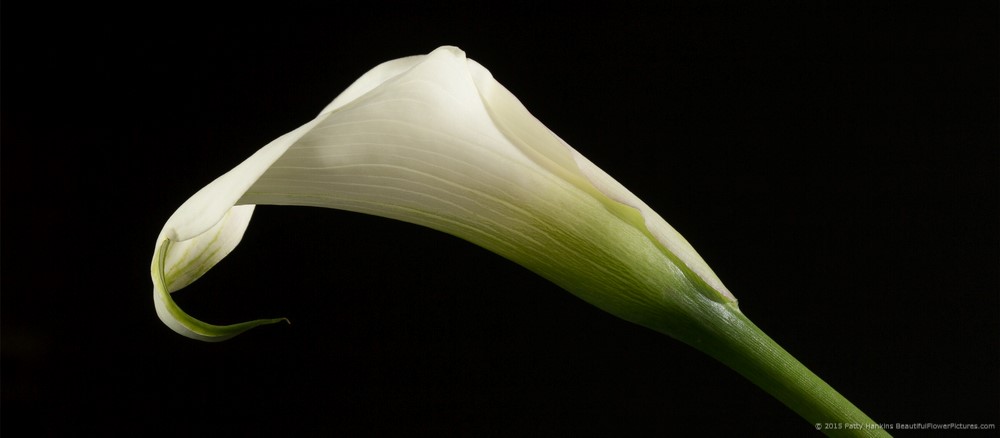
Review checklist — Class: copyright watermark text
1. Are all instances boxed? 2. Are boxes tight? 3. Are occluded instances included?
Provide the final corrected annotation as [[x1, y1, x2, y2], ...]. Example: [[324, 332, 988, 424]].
[[814, 422, 996, 431]]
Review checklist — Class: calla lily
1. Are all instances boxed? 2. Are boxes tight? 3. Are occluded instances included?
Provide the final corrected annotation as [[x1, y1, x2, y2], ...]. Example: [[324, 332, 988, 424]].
[[152, 45, 732, 341], [152, 46, 885, 436]]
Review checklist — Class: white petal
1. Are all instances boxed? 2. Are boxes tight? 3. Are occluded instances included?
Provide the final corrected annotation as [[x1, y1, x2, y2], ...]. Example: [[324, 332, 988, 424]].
[[152, 45, 734, 341], [152, 205, 286, 341], [467, 57, 734, 301]]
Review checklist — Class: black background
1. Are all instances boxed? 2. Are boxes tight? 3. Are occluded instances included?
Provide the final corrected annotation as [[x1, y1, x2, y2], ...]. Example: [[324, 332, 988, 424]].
[[3, 3, 997, 436]]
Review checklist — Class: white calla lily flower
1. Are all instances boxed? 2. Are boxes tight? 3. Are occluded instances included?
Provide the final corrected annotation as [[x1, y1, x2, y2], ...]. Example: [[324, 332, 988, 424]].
[[152, 45, 733, 342], [151, 46, 886, 433]]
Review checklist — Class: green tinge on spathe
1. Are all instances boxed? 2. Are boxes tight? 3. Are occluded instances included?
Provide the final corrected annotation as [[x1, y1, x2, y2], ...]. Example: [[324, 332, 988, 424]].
[[151, 46, 735, 341], [152, 205, 287, 341]]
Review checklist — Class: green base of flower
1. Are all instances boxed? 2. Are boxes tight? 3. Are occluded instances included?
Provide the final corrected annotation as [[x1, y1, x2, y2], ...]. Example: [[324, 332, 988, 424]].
[[658, 300, 889, 437]]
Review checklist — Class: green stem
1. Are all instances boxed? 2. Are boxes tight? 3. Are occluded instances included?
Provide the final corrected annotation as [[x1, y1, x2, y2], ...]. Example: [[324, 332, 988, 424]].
[[658, 299, 889, 437]]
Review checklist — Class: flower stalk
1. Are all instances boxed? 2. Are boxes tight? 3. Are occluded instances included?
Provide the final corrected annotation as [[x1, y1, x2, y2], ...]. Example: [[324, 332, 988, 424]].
[[655, 295, 888, 437]]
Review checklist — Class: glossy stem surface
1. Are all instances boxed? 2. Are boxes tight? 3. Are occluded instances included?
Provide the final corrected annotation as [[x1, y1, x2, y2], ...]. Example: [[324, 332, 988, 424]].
[[657, 298, 889, 437]]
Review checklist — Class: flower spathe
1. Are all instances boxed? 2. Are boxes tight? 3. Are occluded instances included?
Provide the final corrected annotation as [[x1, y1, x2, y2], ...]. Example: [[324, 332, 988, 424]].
[[151, 46, 735, 342]]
